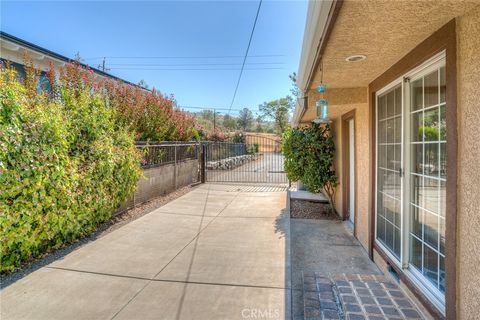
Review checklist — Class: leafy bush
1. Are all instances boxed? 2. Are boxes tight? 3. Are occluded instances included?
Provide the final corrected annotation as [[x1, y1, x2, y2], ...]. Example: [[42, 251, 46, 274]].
[[56, 61, 199, 142], [247, 143, 259, 154], [0, 66, 141, 272], [282, 123, 338, 211]]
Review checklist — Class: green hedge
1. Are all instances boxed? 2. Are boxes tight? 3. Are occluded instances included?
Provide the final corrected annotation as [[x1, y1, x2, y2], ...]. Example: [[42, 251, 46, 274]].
[[0, 67, 141, 272]]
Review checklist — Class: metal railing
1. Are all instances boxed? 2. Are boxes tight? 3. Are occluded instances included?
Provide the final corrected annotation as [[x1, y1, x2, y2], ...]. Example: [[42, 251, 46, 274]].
[[204, 142, 247, 162], [136, 141, 199, 169]]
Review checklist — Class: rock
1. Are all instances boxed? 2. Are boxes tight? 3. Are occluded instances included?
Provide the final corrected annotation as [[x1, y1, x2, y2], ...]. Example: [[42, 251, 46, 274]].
[[207, 154, 259, 170]]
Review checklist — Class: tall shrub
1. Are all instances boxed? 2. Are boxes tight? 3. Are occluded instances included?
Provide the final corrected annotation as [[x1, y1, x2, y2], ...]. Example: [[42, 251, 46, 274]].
[[0, 66, 141, 272], [282, 123, 338, 211]]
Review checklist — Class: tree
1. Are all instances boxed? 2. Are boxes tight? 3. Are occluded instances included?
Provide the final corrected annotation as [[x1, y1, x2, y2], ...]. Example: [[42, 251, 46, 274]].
[[223, 114, 237, 130], [237, 108, 254, 131], [289, 72, 300, 98], [255, 115, 264, 133], [258, 96, 294, 135]]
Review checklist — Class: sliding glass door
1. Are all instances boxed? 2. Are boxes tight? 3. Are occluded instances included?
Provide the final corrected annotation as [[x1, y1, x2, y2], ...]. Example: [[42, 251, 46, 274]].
[[375, 52, 446, 308]]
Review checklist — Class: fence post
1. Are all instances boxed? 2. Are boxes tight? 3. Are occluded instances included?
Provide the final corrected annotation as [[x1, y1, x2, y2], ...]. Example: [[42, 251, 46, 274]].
[[200, 144, 206, 183], [174, 144, 177, 190]]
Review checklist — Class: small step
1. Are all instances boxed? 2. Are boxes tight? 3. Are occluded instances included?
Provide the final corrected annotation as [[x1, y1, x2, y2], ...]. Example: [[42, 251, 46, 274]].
[[290, 190, 329, 203]]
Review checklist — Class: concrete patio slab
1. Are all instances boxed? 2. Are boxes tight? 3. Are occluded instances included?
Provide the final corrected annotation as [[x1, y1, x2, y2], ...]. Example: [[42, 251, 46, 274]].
[[50, 212, 215, 278], [155, 191, 236, 216], [1, 183, 291, 320], [114, 280, 290, 320], [156, 216, 290, 288], [220, 194, 286, 218], [0, 268, 147, 320]]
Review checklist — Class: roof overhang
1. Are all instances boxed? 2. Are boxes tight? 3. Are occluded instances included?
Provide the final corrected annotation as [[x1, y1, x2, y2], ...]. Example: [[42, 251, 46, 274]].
[[292, 0, 342, 127]]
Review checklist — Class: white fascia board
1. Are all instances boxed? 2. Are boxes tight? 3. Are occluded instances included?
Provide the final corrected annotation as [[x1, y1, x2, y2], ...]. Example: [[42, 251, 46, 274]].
[[297, 0, 333, 92], [292, 0, 333, 126]]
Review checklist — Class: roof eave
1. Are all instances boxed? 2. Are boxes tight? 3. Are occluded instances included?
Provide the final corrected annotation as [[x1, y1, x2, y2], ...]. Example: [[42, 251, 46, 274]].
[[292, 0, 343, 126]]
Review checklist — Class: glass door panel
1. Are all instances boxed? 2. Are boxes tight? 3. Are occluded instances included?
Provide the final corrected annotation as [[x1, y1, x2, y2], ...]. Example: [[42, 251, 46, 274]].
[[408, 65, 446, 294], [376, 84, 402, 260]]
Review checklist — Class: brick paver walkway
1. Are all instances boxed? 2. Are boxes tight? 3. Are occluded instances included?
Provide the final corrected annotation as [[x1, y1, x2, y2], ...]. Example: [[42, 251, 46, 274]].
[[303, 272, 423, 320]]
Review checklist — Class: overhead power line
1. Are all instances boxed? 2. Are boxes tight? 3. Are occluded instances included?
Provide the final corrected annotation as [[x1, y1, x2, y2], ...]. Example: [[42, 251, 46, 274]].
[[108, 67, 283, 71], [227, 0, 262, 115], [82, 54, 283, 61], [106, 62, 284, 67]]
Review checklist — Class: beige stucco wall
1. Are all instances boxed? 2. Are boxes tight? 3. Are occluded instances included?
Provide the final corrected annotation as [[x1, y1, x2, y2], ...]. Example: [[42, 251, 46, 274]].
[[456, 6, 480, 319], [302, 87, 371, 249]]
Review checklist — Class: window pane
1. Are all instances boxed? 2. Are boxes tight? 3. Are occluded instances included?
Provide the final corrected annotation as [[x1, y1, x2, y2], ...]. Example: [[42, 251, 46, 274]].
[[377, 192, 385, 216], [440, 217, 445, 254], [439, 255, 445, 293], [439, 180, 446, 217], [378, 95, 386, 120], [423, 178, 439, 214], [393, 201, 401, 227], [394, 117, 401, 143], [423, 108, 439, 141], [424, 143, 439, 177], [384, 196, 393, 223], [411, 205, 423, 238], [387, 90, 395, 118], [386, 220, 394, 250], [424, 70, 439, 107], [385, 170, 396, 197], [440, 104, 446, 140], [411, 144, 423, 175], [440, 143, 447, 179], [411, 175, 424, 208], [411, 78, 423, 111], [394, 86, 402, 116], [387, 145, 395, 170], [378, 145, 386, 168], [377, 215, 386, 243], [423, 245, 439, 288], [386, 119, 394, 143], [424, 211, 439, 250], [393, 226, 401, 258], [378, 120, 386, 144], [410, 236, 423, 271], [394, 144, 401, 171], [411, 112, 423, 142]]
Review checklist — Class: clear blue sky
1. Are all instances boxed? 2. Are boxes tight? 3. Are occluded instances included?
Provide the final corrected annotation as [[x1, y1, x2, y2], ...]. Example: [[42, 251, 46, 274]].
[[1, 1, 307, 115]]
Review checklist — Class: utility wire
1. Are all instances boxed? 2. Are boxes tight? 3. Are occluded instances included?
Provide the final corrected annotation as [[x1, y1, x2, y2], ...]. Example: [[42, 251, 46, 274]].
[[106, 62, 284, 67], [227, 0, 262, 115], [108, 67, 283, 71], [82, 54, 282, 60]]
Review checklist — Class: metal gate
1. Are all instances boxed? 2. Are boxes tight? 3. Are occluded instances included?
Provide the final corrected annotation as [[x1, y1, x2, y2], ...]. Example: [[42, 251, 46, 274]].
[[203, 134, 288, 185]]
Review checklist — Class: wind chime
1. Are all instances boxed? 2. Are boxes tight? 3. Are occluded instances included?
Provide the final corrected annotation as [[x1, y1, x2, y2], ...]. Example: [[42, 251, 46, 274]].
[[313, 59, 330, 124]]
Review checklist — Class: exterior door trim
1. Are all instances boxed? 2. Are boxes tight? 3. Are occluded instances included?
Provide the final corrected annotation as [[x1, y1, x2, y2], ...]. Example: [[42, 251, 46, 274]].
[[342, 109, 356, 236]]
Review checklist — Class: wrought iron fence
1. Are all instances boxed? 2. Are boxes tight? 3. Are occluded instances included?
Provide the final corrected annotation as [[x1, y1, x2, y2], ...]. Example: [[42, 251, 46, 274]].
[[204, 142, 248, 161], [136, 141, 199, 169]]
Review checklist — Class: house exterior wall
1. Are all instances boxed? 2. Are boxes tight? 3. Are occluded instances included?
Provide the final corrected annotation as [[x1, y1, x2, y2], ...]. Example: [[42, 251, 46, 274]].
[[456, 6, 480, 319], [303, 87, 371, 250]]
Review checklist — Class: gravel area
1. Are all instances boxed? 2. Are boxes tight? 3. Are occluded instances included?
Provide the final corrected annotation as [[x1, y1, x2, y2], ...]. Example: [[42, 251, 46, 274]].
[[289, 199, 340, 220], [0, 184, 198, 289]]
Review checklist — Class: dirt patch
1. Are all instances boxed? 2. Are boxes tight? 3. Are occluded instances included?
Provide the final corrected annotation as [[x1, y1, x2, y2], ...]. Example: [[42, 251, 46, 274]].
[[290, 199, 340, 220], [1, 184, 197, 288]]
